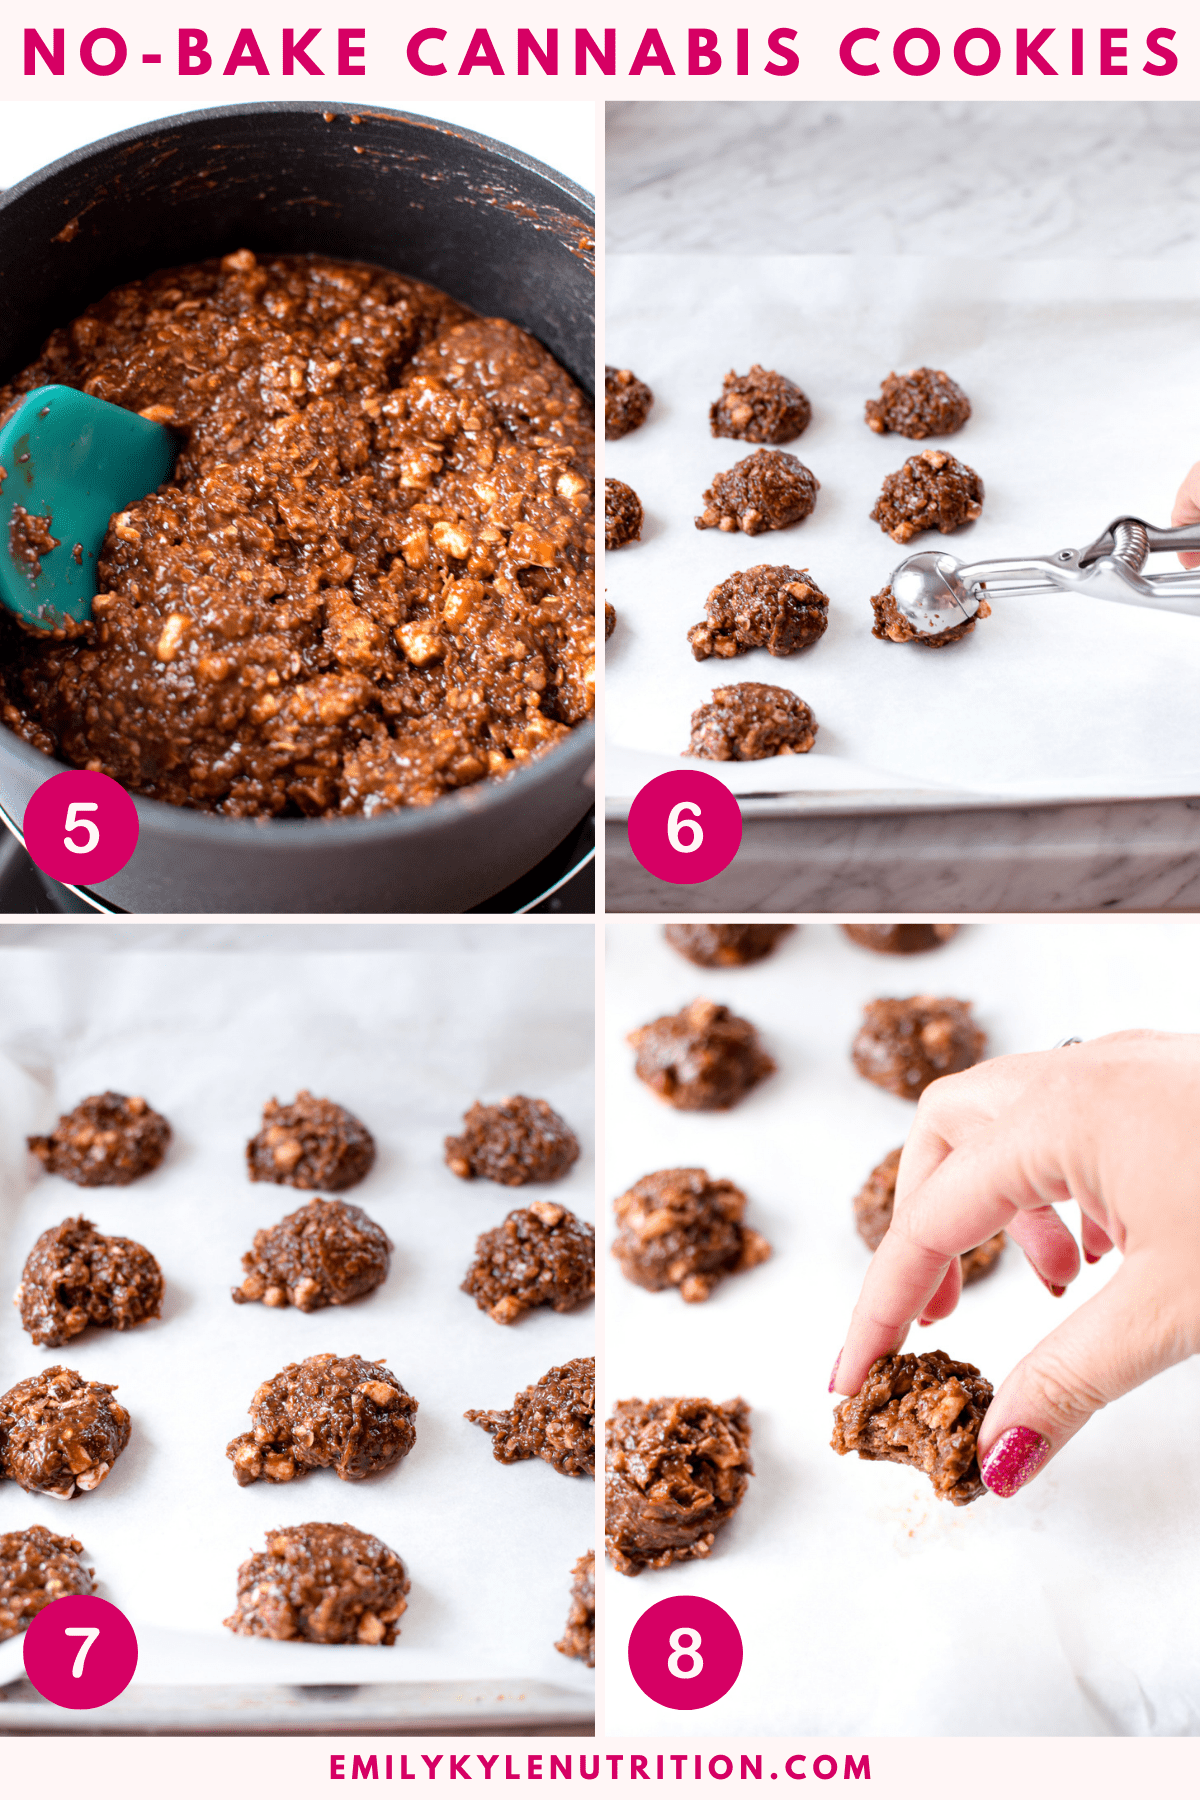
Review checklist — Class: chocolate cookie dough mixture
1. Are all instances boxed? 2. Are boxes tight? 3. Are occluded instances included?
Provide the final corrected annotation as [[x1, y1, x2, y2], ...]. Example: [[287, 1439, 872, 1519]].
[[871, 581, 990, 648], [28, 1092, 170, 1187], [871, 449, 984, 544], [831, 1350, 991, 1504], [605, 478, 643, 550], [465, 1354, 594, 1476], [246, 1090, 375, 1191], [853, 1147, 1005, 1283], [852, 996, 986, 1100], [696, 450, 818, 535], [630, 998, 775, 1111], [556, 1550, 595, 1666], [0, 1367, 131, 1498], [709, 366, 811, 444], [16, 1216, 163, 1347], [227, 1352, 418, 1487], [613, 1168, 771, 1303], [687, 681, 817, 760], [445, 1095, 580, 1186], [843, 923, 958, 955], [606, 1396, 753, 1575], [605, 364, 653, 439], [0, 251, 595, 817], [225, 1522, 410, 1643], [461, 1200, 595, 1324], [664, 923, 794, 967], [232, 1196, 391, 1311], [687, 564, 829, 661], [0, 1527, 95, 1640], [865, 367, 971, 438], [9, 506, 60, 583]]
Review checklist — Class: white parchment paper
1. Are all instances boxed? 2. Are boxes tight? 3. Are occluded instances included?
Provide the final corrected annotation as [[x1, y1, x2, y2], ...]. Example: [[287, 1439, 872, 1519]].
[[0, 925, 595, 1696], [604, 920, 1200, 1736], [605, 254, 1200, 805]]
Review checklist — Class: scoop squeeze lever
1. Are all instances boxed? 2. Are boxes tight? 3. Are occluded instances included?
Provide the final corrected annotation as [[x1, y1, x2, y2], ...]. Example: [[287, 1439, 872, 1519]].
[[0, 384, 178, 634]]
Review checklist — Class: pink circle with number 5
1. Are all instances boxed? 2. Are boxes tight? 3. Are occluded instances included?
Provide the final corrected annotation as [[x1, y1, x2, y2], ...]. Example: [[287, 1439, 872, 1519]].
[[627, 770, 742, 885], [628, 1593, 743, 1710], [23, 1593, 138, 1709], [22, 769, 140, 886]]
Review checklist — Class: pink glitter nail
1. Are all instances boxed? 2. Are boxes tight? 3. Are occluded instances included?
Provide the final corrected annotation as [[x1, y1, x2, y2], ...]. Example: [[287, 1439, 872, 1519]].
[[827, 1352, 842, 1393], [980, 1426, 1050, 1498]]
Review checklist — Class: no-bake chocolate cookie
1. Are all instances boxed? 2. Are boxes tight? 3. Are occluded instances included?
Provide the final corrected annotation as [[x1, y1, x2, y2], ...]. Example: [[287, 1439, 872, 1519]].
[[445, 1096, 580, 1187], [688, 564, 829, 661], [831, 1350, 991, 1504], [865, 367, 971, 439], [556, 1550, 595, 1666], [605, 478, 643, 550], [0, 1367, 131, 1498], [852, 996, 986, 1100], [606, 1396, 754, 1575], [246, 1091, 375, 1192], [613, 1168, 771, 1303], [687, 681, 817, 761], [16, 1216, 163, 1347], [226, 1352, 418, 1487], [605, 600, 616, 641], [465, 1354, 595, 1477], [842, 924, 959, 955], [232, 1197, 391, 1312], [871, 449, 984, 544], [224, 1522, 410, 1644], [28, 1092, 170, 1187], [629, 998, 775, 1111], [870, 581, 990, 648], [695, 450, 818, 535], [461, 1201, 595, 1324], [606, 365, 653, 439], [0, 1526, 95, 1641], [853, 1147, 1005, 1283], [664, 923, 794, 968], [710, 366, 811, 444]]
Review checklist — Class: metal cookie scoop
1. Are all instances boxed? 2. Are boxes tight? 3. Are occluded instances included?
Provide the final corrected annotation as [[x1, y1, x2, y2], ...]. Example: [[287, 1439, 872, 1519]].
[[0, 385, 177, 634], [890, 516, 1200, 636]]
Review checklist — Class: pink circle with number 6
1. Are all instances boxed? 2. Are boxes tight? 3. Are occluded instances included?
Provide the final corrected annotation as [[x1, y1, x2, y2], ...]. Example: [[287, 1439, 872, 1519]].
[[23, 1593, 138, 1709], [627, 771, 742, 885], [628, 1593, 743, 1710], [22, 769, 139, 886]]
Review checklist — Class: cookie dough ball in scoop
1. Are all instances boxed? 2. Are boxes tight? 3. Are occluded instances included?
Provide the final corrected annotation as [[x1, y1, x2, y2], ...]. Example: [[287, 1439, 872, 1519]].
[[870, 582, 990, 648]]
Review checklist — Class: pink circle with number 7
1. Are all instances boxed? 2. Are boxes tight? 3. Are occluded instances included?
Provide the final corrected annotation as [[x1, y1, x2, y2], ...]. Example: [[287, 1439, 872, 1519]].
[[628, 1593, 742, 1710], [627, 770, 742, 885], [22, 769, 139, 885], [23, 1593, 138, 1709]]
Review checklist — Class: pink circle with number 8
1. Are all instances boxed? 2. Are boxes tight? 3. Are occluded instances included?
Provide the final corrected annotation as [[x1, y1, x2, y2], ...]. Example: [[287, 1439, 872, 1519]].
[[628, 1593, 743, 1710], [23, 1594, 138, 1709], [22, 770, 139, 886], [627, 771, 742, 885]]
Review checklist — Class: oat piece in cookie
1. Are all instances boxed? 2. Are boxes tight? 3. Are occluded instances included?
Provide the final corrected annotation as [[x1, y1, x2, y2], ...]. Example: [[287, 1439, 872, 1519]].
[[613, 1168, 771, 1303], [629, 997, 775, 1111], [831, 1350, 991, 1504], [696, 450, 818, 536], [606, 1396, 753, 1575], [232, 1196, 391, 1312], [0, 1367, 131, 1498], [688, 564, 829, 661], [224, 1522, 410, 1644], [445, 1096, 580, 1187], [852, 996, 986, 1100], [843, 924, 959, 955], [870, 581, 990, 648], [605, 478, 643, 550], [556, 1550, 595, 1666], [16, 1216, 163, 1348], [664, 923, 794, 968], [226, 1352, 418, 1488], [605, 600, 616, 641], [864, 367, 971, 439], [605, 365, 653, 439], [871, 449, 984, 544], [462, 1201, 595, 1325], [710, 366, 811, 444], [687, 680, 817, 760], [465, 1354, 595, 1477], [246, 1090, 375, 1192], [0, 1527, 95, 1640], [853, 1146, 1005, 1283], [28, 1092, 170, 1187]]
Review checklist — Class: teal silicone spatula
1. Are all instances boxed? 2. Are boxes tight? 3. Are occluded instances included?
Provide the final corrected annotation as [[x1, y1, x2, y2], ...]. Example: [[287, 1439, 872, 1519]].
[[0, 384, 178, 634]]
